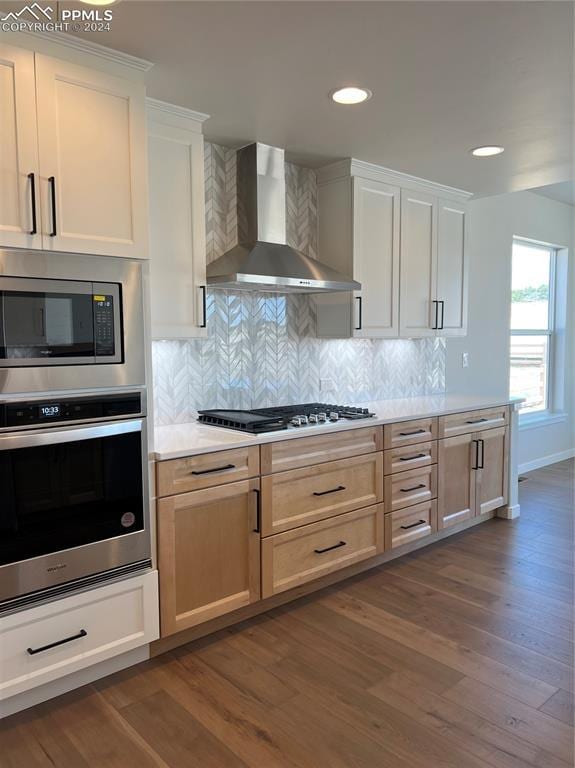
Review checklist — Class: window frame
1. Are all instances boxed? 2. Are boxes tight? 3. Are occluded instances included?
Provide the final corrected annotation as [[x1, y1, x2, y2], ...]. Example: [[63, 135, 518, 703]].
[[510, 237, 558, 420]]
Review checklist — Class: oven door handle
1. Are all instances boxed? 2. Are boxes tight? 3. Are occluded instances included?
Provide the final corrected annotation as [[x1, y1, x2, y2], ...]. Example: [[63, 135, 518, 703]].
[[0, 419, 143, 451]]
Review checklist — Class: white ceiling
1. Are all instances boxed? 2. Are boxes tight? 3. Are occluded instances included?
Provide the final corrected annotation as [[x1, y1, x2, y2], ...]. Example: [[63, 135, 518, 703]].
[[80, 1, 573, 197], [530, 181, 575, 207]]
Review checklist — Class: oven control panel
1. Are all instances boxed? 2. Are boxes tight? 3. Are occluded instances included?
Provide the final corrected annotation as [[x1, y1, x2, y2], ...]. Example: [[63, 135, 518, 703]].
[[0, 393, 142, 429]]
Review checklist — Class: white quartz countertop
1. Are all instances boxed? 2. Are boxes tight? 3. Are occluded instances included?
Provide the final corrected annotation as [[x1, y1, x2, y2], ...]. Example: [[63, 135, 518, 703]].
[[152, 394, 521, 461]]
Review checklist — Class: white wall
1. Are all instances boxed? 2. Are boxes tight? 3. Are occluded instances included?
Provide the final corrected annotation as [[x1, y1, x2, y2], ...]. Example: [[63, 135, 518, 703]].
[[446, 190, 574, 471]]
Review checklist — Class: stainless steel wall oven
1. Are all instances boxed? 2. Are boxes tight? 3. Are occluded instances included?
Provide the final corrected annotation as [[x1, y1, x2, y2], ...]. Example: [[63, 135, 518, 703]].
[[0, 390, 151, 612]]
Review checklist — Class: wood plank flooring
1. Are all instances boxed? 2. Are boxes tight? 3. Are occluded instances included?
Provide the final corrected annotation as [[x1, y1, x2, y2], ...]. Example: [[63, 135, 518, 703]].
[[1, 459, 573, 767]]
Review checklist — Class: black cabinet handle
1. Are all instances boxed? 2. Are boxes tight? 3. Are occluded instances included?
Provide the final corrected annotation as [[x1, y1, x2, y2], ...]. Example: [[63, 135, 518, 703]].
[[191, 463, 235, 475], [398, 453, 427, 462], [472, 439, 480, 470], [314, 540, 346, 554], [438, 300, 445, 330], [313, 485, 346, 497], [28, 172, 37, 235], [399, 428, 426, 437], [466, 417, 488, 424], [400, 519, 427, 530], [48, 176, 57, 236], [27, 629, 87, 656], [253, 487, 261, 533], [478, 438, 485, 469], [400, 483, 426, 493], [199, 285, 207, 328], [355, 296, 362, 331], [431, 300, 439, 330]]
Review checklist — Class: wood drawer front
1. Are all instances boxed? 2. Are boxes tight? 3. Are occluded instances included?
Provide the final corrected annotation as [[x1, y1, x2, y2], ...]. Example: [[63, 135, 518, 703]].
[[384, 464, 437, 512], [262, 504, 384, 598], [385, 500, 437, 550], [384, 418, 437, 449], [384, 441, 437, 475], [0, 572, 159, 700], [261, 453, 383, 536], [157, 446, 260, 497], [260, 426, 383, 474], [438, 407, 509, 438]]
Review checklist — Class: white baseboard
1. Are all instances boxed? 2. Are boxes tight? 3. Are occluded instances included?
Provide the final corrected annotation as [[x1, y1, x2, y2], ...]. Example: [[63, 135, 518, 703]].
[[1, 645, 149, 720], [519, 447, 575, 475], [497, 504, 521, 520]]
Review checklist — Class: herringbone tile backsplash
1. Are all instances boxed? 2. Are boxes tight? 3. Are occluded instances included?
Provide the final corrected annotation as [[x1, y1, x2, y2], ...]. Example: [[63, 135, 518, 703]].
[[152, 143, 446, 426]]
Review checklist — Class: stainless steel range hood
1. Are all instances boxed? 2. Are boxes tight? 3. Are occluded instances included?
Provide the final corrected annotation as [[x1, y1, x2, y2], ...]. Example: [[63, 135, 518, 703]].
[[207, 143, 361, 293]]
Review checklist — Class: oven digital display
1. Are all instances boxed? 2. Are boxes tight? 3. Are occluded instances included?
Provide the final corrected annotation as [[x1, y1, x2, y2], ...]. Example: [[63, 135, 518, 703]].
[[39, 404, 61, 419]]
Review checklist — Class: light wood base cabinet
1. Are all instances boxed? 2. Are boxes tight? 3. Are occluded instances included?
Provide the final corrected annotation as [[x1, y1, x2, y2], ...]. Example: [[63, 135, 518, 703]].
[[438, 425, 509, 528], [385, 499, 437, 550], [158, 479, 261, 636]]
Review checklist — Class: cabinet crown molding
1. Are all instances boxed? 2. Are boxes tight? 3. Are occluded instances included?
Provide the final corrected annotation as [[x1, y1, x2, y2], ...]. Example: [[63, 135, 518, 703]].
[[317, 158, 473, 201], [147, 98, 210, 127], [7, 30, 153, 73]]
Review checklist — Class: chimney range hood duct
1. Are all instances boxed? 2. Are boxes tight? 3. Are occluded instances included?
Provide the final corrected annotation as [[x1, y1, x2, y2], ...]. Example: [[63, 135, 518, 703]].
[[206, 143, 361, 293]]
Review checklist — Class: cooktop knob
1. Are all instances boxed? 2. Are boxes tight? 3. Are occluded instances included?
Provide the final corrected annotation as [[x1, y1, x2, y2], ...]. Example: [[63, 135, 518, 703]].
[[329, 411, 339, 421], [318, 412, 327, 422]]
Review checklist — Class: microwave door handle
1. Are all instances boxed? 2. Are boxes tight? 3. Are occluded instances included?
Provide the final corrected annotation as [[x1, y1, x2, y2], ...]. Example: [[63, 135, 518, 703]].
[[0, 419, 143, 451]]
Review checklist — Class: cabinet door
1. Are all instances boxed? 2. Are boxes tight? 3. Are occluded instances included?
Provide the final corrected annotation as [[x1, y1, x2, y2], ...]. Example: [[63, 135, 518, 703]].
[[476, 427, 508, 515], [352, 177, 400, 338], [437, 199, 467, 336], [157, 479, 261, 636], [399, 189, 437, 337], [148, 119, 207, 338], [437, 433, 475, 529], [35, 54, 148, 258], [0, 44, 41, 249]]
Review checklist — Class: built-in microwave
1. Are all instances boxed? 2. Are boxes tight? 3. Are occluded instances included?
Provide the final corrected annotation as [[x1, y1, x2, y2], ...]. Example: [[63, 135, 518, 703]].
[[0, 277, 123, 367]]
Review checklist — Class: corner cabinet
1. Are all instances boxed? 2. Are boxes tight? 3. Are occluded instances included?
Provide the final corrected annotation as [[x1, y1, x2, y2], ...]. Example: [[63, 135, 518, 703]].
[[0, 43, 148, 258], [147, 100, 209, 339], [315, 160, 470, 339]]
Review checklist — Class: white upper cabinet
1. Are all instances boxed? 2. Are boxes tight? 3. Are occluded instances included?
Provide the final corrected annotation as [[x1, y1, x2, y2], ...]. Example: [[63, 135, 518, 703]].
[[316, 173, 400, 338], [436, 198, 467, 336], [0, 43, 148, 258], [316, 159, 470, 339], [35, 55, 148, 258], [0, 44, 41, 249], [399, 189, 437, 338], [147, 100, 208, 339]]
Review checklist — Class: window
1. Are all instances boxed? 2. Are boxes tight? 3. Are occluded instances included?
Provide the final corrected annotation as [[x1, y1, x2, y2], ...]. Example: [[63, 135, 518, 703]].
[[509, 239, 556, 415]]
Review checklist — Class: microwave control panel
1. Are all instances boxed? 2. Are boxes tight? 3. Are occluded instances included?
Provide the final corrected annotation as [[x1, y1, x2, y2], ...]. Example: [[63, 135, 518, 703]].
[[93, 294, 116, 357]]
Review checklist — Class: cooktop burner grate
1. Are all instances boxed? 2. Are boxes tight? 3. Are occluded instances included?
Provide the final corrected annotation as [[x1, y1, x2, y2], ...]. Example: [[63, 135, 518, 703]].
[[197, 403, 375, 434]]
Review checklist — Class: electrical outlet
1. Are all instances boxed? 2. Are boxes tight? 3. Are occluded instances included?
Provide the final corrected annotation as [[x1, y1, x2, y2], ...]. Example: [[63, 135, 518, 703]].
[[320, 378, 335, 392], [462, 352, 469, 368]]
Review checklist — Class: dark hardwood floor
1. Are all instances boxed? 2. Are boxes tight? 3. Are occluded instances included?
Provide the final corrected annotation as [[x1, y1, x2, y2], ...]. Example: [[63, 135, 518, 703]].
[[2, 460, 573, 767]]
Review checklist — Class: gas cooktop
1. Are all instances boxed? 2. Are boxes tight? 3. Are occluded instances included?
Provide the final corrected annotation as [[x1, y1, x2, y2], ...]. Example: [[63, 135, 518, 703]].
[[197, 403, 375, 434]]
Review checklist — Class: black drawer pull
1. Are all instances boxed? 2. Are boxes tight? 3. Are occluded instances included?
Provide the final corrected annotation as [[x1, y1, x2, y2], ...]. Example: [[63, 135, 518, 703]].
[[191, 463, 236, 475], [466, 418, 488, 424], [400, 483, 426, 493], [399, 453, 427, 462], [313, 485, 346, 497], [27, 629, 87, 656], [314, 540, 347, 554], [400, 519, 427, 530], [399, 428, 426, 436]]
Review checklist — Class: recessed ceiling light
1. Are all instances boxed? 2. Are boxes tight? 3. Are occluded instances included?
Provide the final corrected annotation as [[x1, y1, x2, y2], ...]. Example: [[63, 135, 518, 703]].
[[331, 87, 372, 105], [471, 145, 505, 157], [79, 0, 119, 5]]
